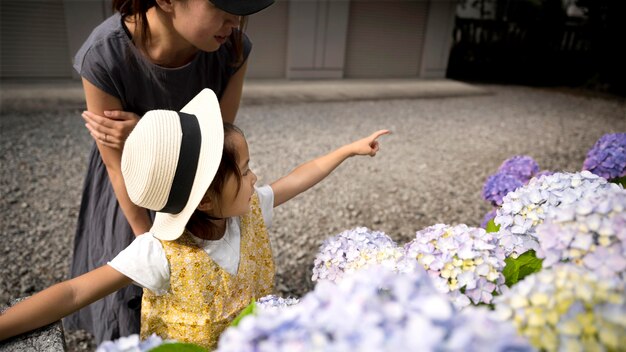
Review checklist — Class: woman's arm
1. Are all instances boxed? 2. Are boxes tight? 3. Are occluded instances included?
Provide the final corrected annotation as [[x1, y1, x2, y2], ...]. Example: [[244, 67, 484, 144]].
[[0, 265, 131, 341], [271, 130, 390, 207], [82, 78, 152, 235], [219, 60, 248, 124]]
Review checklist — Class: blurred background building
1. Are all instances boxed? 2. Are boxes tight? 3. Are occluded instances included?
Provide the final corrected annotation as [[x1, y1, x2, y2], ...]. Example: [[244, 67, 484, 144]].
[[0, 0, 457, 80], [1, 0, 624, 95]]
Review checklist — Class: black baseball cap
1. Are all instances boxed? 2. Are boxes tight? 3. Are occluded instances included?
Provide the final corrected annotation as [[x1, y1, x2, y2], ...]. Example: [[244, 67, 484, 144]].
[[210, 0, 275, 16]]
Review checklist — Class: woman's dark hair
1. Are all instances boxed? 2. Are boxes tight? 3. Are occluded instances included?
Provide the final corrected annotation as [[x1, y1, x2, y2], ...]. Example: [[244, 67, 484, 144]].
[[112, 0, 247, 66], [185, 123, 244, 239]]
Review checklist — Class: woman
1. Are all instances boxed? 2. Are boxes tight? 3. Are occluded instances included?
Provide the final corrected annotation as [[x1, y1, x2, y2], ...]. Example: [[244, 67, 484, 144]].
[[66, 0, 274, 343]]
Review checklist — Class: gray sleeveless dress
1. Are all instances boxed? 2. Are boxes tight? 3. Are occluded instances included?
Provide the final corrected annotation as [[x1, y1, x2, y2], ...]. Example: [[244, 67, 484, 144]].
[[65, 13, 251, 344]]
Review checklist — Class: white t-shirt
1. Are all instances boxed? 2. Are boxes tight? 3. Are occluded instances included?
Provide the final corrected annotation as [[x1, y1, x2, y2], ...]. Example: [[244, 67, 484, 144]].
[[108, 185, 274, 296]]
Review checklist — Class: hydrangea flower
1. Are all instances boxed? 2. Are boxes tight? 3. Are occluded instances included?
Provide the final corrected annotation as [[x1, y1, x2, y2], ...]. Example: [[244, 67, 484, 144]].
[[493, 228, 539, 259], [535, 187, 626, 282], [533, 169, 554, 180], [217, 266, 532, 352], [583, 133, 626, 180], [494, 264, 626, 352], [498, 155, 540, 183], [403, 224, 507, 308], [311, 227, 406, 283], [482, 172, 524, 206], [495, 171, 620, 241], [256, 295, 300, 312], [480, 208, 497, 229], [97, 334, 168, 352]]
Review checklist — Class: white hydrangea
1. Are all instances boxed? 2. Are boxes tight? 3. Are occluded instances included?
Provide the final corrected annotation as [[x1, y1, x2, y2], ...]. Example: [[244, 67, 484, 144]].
[[495, 171, 620, 250], [494, 263, 626, 352], [311, 227, 408, 283], [535, 187, 626, 283], [404, 224, 507, 308]]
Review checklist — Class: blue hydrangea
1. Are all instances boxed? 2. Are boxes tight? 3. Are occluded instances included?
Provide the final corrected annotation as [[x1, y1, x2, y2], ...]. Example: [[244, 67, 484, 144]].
[[583, 133, 626, 180], [498, 155, 540, 183], [217, 266, 532, 352], [482, 172, 524, 206]]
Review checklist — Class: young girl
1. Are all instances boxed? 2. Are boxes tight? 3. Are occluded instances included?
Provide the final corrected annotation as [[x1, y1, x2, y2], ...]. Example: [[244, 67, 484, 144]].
[[69, 0, 274, 341], [0, 89, 389, 349]]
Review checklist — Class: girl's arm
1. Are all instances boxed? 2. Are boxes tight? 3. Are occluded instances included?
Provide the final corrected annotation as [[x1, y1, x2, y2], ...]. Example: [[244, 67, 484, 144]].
[[0, 265, 131, 341], [271, 130, 390, 207], [82, 78, 152, 235], [219, 60, 249, 124]]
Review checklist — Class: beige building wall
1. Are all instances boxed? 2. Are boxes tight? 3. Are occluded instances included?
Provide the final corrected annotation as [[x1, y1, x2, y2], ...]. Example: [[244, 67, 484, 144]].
[[0, 0, 456, 80], [344, 0, 429, 78]]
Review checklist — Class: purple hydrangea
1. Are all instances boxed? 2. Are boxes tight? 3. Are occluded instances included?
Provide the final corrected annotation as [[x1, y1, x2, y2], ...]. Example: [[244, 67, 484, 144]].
[[583, 133, 626, 180], [480, 209, 497, 229], [482, 172, 524, 206], [498, 155, 540, 183]]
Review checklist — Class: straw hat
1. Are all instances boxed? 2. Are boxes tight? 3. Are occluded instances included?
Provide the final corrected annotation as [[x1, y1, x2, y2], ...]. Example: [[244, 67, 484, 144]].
[[121, 89, 224, 240]]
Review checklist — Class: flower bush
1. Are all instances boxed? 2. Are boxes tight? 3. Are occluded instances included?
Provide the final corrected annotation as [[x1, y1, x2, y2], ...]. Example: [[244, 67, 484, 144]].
[[494, 264, 626, 352], [482, 173, 524, 207], [311, 227, 408, 283], [217, 266, 532, 352], [403, 224, 506, 308], [256, 295, 300, 312], [493, 228, 539, 259], [96, 334, 174, 352], [480, 208, 497, 229], [495, 171, 619, 241], [498, 155, 540, 183], [481, 155, 544, 208], [535, 187, 626, 283], [583, 133, 626, 181]]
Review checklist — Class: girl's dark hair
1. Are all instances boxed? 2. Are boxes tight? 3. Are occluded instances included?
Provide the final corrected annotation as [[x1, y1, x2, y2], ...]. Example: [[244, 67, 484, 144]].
[[185, 123, 244, 238], [206, 123, 243, 204], [112, 0, 247, 66]]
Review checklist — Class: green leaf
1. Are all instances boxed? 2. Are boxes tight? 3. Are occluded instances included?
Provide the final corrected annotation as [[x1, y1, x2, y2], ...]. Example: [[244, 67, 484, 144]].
[[502, 256, 520, 286], [150, 343, 208, 352], [610, 176, 626, 188], [502, 250, 543, 287], [485, 218, 500, 233], [230, 300, 257, 327]]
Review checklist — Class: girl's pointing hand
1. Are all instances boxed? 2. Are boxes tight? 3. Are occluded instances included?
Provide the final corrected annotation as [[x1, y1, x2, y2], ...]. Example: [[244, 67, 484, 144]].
[[348, 129, 391, 157]]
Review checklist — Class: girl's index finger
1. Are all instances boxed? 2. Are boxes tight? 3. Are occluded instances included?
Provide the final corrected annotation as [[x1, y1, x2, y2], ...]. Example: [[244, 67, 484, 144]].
[[371, 129, 391, 140]]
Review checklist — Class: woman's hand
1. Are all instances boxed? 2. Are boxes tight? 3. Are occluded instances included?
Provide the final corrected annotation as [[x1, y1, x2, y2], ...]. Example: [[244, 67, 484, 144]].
[[83, 110, 140, 150], [348, 129, 391, 157]]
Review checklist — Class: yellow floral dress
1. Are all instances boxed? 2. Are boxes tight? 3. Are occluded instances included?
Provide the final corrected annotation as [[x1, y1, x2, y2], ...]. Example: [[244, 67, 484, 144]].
[[141, 194, 275, 349]]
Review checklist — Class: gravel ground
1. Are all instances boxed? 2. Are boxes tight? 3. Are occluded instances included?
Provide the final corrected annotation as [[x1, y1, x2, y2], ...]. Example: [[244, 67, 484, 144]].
[[1, 84, 624, 351]]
